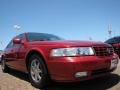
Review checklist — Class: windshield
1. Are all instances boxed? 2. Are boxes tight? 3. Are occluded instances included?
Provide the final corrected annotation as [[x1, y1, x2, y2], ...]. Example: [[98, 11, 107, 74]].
[[26, 32, 64, 42], [105, 36, 120, 44]]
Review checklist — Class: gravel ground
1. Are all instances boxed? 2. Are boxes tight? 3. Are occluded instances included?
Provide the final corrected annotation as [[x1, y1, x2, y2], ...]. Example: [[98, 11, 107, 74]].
[[0, 63, 120, 90]]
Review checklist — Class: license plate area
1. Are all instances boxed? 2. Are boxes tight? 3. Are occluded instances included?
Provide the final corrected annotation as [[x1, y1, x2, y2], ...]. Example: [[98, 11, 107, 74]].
[[110, 59, 118, 69]]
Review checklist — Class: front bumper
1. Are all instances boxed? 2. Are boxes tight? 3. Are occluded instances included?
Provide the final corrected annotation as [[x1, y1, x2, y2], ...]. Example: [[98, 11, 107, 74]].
[[47, 55, 119, 82]]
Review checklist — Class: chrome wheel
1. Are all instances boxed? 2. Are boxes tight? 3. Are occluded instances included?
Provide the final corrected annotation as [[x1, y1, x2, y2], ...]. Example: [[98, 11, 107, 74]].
[[30, 59, 42, 83], [29, 54, 50, 88]]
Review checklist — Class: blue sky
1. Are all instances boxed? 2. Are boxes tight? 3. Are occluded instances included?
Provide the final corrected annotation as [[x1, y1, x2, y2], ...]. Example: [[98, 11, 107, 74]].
[[0, 0, 120, 50]]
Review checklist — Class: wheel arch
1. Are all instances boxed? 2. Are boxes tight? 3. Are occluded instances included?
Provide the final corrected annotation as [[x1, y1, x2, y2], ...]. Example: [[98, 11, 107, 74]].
[[25, 49, 48, 73]]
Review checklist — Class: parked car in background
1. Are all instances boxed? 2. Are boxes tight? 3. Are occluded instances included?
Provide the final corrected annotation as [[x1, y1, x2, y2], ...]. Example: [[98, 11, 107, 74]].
[[0, 50, 3, 62], [1, 32, 119, 88], [105, 36, 120, 58]]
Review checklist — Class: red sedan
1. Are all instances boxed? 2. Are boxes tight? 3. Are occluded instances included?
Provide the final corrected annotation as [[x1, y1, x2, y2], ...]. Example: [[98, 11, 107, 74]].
[[1, 32, 119, 88]]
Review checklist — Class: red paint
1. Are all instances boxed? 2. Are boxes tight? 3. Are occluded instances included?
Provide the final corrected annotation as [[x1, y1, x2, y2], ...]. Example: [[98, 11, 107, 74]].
[[4, 33, 119, 82]]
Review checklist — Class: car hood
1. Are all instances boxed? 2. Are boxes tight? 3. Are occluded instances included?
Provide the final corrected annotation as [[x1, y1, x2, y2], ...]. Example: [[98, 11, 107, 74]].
[[29, 40, 110, 47]]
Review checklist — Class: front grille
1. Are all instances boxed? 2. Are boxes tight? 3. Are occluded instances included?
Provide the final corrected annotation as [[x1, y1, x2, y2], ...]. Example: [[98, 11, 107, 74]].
[[93, 46, 114, 57]]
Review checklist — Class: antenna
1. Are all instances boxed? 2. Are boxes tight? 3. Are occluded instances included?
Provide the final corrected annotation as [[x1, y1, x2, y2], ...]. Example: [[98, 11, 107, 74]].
[[108, 24, 112, 38]]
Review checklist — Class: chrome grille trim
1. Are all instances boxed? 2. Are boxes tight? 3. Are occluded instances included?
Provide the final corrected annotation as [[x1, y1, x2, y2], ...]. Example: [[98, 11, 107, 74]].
[[93, 46, 114, 56]]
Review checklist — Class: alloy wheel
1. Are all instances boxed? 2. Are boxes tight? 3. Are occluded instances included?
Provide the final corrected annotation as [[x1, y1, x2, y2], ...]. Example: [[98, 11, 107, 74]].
[[30, 59, 42, 83]]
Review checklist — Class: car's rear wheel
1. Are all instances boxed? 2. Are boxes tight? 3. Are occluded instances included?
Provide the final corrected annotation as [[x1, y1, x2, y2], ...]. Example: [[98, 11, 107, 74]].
[[1, 58, 9, 73], [28, 54, 50, 88]]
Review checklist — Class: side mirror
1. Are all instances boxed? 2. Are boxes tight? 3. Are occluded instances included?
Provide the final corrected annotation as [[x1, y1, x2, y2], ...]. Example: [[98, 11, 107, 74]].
[[13, 38, 21, 44]]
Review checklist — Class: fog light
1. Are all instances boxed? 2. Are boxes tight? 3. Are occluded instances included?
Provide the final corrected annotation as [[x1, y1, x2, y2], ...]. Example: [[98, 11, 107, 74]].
[[75, 72, 88, 78]]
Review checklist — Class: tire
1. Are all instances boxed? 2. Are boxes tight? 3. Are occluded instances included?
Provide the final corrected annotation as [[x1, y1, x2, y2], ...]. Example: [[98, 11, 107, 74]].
[[28, 54, 50, 88], [1, 58, 9, 73]]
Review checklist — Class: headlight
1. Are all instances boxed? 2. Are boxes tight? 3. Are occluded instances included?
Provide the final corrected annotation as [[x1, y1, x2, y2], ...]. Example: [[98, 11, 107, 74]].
[[51, 47, 94, 57]]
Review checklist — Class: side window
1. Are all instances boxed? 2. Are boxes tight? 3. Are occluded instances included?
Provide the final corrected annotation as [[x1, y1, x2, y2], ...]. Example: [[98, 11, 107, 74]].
[[6, 34, 24, 48], [15, 34, 24, 40], [6, 40, 13, 48]]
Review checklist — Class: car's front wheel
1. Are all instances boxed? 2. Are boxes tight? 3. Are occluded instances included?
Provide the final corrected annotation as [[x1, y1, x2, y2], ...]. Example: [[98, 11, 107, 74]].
[[28, 54, 50, 88]]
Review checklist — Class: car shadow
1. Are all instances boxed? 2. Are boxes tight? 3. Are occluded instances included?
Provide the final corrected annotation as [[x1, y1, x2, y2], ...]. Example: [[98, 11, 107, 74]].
[[44, 74, 120, 90], [7, 69, 120, 90], [8, 69, 30, 82]]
